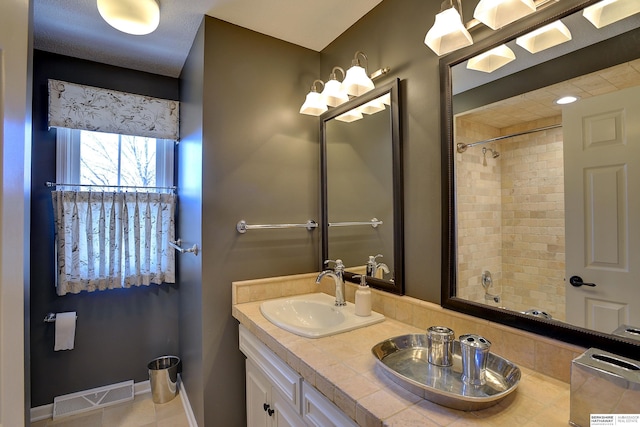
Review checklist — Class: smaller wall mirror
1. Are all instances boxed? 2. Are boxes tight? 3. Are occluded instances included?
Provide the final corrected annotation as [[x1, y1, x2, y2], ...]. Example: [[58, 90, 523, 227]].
[[321, 79, 403, 294]]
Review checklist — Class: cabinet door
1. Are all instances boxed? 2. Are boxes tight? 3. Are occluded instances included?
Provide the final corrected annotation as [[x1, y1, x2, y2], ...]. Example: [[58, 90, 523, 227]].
[[246, 359, 271, 427], [302, 381, 358, 427], [272, 388, 306, 427]]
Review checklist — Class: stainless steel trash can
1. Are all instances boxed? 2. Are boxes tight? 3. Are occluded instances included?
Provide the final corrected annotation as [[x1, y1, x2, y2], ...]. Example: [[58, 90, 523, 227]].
[[148, 356, 180, 404]]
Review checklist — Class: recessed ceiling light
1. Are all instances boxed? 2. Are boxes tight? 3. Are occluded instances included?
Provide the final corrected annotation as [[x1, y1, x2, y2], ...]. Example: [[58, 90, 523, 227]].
[[556, 96, 579, 105]]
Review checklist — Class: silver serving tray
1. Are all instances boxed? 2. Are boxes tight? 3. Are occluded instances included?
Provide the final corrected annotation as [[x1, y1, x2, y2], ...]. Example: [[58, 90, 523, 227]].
[[371, 334, 521, 411]]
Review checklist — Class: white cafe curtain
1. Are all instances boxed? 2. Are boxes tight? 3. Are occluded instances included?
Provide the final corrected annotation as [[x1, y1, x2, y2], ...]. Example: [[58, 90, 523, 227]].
[[52, 191, 176, 296], [48, 79, 179, 140]]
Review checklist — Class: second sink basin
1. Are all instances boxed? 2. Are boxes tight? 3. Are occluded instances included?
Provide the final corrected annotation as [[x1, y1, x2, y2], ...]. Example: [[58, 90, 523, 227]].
[[260, 293, 384, 338]]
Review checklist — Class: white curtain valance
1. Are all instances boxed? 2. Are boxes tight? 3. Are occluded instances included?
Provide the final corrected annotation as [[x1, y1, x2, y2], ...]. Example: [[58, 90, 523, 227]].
[[48, 79, 179, 140]]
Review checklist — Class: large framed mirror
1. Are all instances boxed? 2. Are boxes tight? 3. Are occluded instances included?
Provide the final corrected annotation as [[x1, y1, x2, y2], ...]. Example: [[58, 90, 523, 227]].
[[321, 78, 403, 294], [442, 0, 640, 358]]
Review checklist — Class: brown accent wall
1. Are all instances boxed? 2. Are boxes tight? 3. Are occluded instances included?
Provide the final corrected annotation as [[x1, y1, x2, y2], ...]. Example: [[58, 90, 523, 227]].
[[178, 17, 320, 426], [320, 0, 443, 302], [178, 1, 453, 424]]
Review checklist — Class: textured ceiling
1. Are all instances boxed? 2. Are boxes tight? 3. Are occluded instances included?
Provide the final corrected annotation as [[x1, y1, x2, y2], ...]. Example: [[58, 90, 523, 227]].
[[33, 0, 384, 78], [458, 59, 640, 129]]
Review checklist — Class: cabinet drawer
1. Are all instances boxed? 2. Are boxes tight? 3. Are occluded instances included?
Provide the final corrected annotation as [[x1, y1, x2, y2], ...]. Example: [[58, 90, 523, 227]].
[[302, 381, 358, 427], [239, 325, 301, 409]]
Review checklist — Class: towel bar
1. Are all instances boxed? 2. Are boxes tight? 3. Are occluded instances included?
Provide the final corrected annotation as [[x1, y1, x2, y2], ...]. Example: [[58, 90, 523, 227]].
[[44, 313, 77, 323], [169, 239, 199, 256]]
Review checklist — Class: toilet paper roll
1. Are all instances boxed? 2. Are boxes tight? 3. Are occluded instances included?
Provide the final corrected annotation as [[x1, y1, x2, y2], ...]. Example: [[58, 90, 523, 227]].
[[54, 312, 76, 351]]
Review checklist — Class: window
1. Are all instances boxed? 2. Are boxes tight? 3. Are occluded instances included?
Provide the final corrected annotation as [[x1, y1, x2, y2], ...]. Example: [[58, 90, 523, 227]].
[[56, 128, 174, 190], [52, 128, 176, 295], [48, 80, 179, 295]]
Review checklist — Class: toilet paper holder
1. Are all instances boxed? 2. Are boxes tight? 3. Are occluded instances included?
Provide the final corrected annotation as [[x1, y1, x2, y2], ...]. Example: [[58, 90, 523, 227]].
[[44, 312, 77, 323]]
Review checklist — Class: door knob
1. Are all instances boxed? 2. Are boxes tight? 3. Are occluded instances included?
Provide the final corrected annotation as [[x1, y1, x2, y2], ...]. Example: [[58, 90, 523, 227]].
[[569, 276, 596, 287]]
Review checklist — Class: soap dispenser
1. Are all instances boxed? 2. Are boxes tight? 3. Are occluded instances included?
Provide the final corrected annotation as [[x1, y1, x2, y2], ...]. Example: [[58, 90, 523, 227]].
[[354, 275, 372, 317]]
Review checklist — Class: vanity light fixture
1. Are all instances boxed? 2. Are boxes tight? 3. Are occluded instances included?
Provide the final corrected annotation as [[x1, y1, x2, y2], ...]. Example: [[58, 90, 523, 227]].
[[299, 80, 328, 116], [358, 97, 387, 115], [335, 109, 364, 123], [300, 55, 389, 117], [321, 67, 349, 107], [516, 20, 572, 53], [97, 0, 160, 35], [583, 0, 640, 29], [556, 95, 579, 105], [424, 0, 473, 56], [467, 44, 515, 73], [473, 0, 536, 30], [342, 51, 375, 97]]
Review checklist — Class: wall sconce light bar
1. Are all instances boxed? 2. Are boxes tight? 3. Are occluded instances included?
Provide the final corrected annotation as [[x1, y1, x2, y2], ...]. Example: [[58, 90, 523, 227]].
[[425, 1, 473, 56], [370, 67, 391, 80], [473, 0, 536, 30], [467, 44, 516, 72], [464, 0, 558, 31], [516, 20, 572, 53], [359, 99, 387, 114], [300, 80, 327, 116], [300, 52, 389, 116], [321, 67, 349, 107], [342, 51, 376, 96], [335, 109, 364, 123], [583, 0, 640, 29]]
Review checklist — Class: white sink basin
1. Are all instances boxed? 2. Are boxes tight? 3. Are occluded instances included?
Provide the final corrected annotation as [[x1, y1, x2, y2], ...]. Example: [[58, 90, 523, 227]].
[[260, 293, 384, 338]]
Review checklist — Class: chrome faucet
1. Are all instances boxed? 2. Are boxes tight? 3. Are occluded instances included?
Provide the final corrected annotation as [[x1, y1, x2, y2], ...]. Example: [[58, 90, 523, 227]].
[[316, 259, 346, 306], [366, 254, 390, 278]]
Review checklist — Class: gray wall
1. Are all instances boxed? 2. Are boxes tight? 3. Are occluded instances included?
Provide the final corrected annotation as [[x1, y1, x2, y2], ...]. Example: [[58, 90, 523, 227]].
[[177, 19, 205, 424], [178, 17, 320, 426], [30, 0, 445, 420], [30, 50, 180, 407], [177, 2, 444, 425], [321, 0, 443, 302], [326, 110, 395, 272]]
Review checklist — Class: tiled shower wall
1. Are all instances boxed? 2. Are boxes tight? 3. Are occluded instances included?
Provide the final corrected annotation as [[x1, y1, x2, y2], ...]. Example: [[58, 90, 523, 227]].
[[455, 116, 566, 320], [455, 117, 502, 304]]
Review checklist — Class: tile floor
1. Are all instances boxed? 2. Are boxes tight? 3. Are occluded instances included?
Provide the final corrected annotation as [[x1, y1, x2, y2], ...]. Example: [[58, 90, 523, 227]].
[[31, 392, 190, 427]]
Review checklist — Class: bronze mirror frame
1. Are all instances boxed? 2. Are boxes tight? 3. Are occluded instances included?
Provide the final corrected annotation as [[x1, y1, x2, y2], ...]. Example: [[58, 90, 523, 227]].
[[440, 0, 639, 358], [321, 78, 404, 295]]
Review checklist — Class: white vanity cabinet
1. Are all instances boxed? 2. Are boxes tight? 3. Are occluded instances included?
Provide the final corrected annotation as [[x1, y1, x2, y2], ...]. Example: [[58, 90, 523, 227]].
[[246, 358, 304, 427], [239, 325, 358, 427], [302, 381, 358, 427], [240, 325, 304, 427]]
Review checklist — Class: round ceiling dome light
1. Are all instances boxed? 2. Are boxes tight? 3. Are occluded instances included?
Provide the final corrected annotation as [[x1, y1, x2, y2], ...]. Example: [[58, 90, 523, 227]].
[[97, 0, 160, 35]]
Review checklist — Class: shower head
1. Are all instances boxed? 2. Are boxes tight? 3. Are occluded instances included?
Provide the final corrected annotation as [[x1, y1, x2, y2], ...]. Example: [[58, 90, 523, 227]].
[[482, 147, 500, 158]]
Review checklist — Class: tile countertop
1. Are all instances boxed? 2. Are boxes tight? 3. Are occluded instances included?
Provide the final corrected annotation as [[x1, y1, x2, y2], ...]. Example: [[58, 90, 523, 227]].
[[232, 299, 571, 427]]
